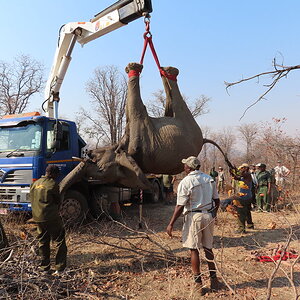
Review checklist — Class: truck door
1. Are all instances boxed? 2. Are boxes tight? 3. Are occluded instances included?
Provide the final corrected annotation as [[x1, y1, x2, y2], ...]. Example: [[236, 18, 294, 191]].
[[45, 120, 75, 179]]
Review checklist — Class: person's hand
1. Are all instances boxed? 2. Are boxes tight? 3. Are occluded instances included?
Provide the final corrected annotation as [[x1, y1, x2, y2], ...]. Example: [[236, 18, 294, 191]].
[[166, 224, 173, 237]]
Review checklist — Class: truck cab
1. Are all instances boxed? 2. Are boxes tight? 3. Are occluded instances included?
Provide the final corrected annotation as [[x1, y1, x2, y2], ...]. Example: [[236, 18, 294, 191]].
[[0, 112, 85, 214]]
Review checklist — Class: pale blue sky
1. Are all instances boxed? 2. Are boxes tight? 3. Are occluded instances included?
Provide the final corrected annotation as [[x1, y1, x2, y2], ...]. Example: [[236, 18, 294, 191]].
[[1, 0, 299, 135]]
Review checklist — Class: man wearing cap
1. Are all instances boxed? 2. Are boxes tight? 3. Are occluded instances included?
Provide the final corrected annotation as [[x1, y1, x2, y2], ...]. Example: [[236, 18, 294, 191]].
[[166, 156, 220, 294], [30, 165, 67, 274], [255, 163, 271, 212]]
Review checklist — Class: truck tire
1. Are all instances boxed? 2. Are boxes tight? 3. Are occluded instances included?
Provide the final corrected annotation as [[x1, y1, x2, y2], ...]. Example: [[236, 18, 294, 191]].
[[149, 180, 163, 203], [60, 190, 88, 226], [90, 189, 110, 219]]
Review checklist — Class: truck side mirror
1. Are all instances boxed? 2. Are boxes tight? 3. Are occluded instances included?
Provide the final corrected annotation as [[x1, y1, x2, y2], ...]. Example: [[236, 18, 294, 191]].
[[54, 122, 63, 141], [51, 122, 63, 150]]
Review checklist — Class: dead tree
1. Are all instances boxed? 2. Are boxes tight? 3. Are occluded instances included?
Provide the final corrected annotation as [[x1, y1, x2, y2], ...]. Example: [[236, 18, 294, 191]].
[[237, 123, 258, 163], [80, 65, 127, 146], [0, 55, 44, 115]]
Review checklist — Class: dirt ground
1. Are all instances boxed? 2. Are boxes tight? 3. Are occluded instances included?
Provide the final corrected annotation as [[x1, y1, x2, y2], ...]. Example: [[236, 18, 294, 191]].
[[1, 197, 300, 300]]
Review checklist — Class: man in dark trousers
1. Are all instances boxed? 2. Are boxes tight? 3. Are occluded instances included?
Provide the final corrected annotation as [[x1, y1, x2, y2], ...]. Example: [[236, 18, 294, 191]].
[[30, 165, 67, 274], [167, 156, 220, 295], [255, 163, 271, 212]]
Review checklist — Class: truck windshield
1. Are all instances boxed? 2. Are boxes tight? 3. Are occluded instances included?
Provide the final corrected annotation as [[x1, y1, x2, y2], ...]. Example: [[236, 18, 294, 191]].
[[0, 123, 42, 152]]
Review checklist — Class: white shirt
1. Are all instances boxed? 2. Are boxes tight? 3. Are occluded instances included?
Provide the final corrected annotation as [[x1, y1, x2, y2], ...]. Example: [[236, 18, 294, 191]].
[[274, 165, 289, 179], [177, 170, 219, 215]]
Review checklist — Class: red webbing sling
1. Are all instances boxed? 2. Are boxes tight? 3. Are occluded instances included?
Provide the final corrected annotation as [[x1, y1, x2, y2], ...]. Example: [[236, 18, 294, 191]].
[[138, 17, 177, 81]]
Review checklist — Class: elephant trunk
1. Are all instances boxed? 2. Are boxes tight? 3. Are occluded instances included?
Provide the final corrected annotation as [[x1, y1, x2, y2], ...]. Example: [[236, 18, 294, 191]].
[[59, 161, 88, 194]]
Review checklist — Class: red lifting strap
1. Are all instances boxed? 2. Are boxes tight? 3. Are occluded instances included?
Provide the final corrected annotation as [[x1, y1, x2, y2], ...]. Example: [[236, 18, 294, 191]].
[[257, 251, 298, 262], [139, 21, 177, 81]]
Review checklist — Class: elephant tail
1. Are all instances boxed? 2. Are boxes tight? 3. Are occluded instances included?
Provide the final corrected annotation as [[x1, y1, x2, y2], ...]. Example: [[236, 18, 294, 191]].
[[202, 138, 236, 170]]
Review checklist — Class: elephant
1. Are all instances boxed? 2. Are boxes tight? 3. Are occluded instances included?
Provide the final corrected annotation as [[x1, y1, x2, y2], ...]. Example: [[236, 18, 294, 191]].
[[60, 63, 229, 194]]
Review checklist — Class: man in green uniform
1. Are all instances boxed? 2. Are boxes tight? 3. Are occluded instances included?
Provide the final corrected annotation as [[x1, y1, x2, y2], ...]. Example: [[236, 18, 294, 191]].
[[30, 165, 67, 274], [255, 163, 271, 212]]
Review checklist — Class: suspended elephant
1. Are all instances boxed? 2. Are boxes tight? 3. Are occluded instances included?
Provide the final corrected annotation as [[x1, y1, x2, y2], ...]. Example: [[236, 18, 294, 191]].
[[60, 62, 228, 193]]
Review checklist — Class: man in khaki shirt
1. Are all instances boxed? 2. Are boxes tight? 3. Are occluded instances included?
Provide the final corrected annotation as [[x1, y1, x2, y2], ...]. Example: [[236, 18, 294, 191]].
[[167, 156, 220, 295]]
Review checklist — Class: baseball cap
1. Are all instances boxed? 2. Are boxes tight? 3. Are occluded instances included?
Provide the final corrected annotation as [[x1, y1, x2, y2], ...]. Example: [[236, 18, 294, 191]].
[[181, 156, 201, 169], [238, 163, 249, 170], [256, 163, 266, 168]]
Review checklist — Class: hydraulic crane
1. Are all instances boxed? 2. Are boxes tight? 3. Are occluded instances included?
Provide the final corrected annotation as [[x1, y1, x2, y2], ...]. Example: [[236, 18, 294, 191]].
[[44, 0, 152, 119]]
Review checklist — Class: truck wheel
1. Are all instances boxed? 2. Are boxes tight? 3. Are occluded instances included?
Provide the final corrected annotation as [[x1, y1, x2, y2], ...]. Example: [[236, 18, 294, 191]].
[[60, 190, 88, 226], [90, 188, 110, 218], [150, 180, 162, 203]]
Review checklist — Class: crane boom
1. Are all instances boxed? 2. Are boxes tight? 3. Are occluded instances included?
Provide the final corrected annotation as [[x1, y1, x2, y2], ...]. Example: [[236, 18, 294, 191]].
[[45, 0, 152, 118]]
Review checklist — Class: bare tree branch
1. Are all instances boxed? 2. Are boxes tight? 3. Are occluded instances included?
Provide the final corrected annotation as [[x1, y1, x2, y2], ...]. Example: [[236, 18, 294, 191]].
[[147, 90, 210, 118], [225, 60, 300, 120]]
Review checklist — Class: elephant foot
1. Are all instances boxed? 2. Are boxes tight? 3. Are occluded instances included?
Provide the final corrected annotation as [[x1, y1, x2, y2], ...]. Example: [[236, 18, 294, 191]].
[[160, 66, 179, 81], [125, 63, 143, 77]]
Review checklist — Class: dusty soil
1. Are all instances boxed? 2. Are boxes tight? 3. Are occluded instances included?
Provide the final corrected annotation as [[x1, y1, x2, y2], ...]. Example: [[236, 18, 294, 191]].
[[0, 197, 300, 300]]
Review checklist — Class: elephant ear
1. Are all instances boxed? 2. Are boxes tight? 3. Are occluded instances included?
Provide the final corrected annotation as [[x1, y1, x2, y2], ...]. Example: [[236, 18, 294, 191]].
[[115, 150, 151, 190]]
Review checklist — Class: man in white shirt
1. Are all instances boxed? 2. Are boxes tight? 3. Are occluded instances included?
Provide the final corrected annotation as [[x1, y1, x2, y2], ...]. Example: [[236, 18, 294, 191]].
[[274, 160, 290, 188], [166, 156, 220, 294]]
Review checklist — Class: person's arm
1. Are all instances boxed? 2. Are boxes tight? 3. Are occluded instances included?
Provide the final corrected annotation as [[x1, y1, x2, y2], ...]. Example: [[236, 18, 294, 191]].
[[284, 166, 291, 176], [166, 205, 184, 237], [267, 174, 271, 194]]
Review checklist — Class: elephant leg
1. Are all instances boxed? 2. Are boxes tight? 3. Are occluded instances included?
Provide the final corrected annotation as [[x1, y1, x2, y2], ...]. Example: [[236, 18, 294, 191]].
[[125, 63, 148, 122], [124, 63, 154, 156], [161, 67, 193, 120]]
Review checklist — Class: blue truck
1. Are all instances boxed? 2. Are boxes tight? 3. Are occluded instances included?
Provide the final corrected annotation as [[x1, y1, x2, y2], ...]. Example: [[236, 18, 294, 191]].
[[0, 112, 87, 219], [0, 0, 162, 225]]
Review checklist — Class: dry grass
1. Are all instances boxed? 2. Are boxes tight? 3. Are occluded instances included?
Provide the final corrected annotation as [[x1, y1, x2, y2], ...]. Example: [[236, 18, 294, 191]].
[[0, 193, 300, 299]]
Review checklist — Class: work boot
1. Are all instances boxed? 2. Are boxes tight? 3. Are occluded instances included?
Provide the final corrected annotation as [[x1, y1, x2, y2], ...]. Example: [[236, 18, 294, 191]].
[[192, 274, 206, 296], [246, 223, 254, 229], [210, 276, 220, 292]]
